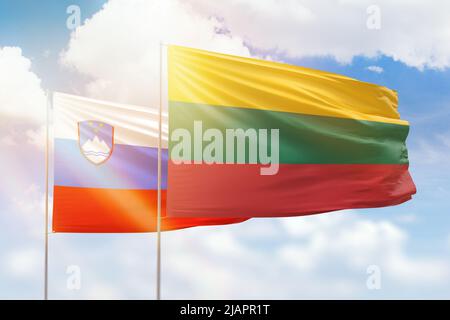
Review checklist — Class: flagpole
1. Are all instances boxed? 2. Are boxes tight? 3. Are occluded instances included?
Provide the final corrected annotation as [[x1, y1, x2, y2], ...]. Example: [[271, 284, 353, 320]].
[[44, 90, 51, 300], [156, 42, 163, 300]]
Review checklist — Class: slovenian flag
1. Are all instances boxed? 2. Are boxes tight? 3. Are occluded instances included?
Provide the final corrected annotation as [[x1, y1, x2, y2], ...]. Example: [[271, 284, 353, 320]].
[[167, 46, 416, 218], [52, 92, 247, 232]]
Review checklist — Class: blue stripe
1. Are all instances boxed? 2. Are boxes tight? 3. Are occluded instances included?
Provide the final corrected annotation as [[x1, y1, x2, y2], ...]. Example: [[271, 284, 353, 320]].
[[54, 138, 167, 189]]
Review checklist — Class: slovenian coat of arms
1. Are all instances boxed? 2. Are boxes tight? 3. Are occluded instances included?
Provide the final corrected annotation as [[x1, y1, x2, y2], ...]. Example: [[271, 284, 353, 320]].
[[78, 120, 114, 165]]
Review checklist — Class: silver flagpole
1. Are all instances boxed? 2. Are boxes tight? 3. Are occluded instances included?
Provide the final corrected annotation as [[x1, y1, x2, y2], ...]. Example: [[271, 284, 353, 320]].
[[44, 90, 51, 300], [156, 42, 163, 300]]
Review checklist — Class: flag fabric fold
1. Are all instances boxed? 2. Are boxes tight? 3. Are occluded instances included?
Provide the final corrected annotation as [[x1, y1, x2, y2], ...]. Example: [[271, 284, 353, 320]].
[[52, 92, 247, 233], [167, 45, 416, 218]]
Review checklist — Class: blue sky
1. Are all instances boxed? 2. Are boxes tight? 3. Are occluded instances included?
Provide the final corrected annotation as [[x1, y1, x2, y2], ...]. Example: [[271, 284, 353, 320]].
[[1, 0, 450, 299], [0, 0, 105, 90]]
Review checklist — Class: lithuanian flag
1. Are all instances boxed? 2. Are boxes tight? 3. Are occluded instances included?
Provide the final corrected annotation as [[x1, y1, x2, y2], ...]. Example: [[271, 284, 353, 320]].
[[167, 45, 416, 218]]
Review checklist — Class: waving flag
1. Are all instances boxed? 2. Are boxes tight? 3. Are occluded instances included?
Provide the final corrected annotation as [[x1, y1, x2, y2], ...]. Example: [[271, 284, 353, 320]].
[[167, 46, 416, 218], [52, 92, 247, 232]]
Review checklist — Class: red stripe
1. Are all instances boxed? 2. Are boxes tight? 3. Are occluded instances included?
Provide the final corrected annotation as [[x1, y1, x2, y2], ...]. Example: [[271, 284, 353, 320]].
[[167, 163, 416, 218], [53, 186, 247, 233]]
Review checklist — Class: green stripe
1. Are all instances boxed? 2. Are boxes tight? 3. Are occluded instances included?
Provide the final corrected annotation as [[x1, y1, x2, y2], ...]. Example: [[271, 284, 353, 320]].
[[169, 101, 410, 164]]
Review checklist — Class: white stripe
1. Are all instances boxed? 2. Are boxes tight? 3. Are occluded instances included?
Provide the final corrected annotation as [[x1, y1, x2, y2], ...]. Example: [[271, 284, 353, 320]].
[[53, 92, 168, 148]]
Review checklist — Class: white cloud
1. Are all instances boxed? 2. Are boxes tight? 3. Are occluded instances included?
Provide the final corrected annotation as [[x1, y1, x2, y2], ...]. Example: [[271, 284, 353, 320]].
[[59, 0, 450, 111], [2, 211, 445, 299], [413, 133, 450, 165], [3, 248, 41, 279], [279, 214, 449, 285], [12, 184, 45, 217], [42, 49, 51, 59], [385, 253, 448, 284], [26, 126, 46, 149], [161, 213, 450, 299], [61, 0, 251, 106], [11, 184, 46, 237], [0, 135, 16, 146], [1, 0, 448, 300], [85, 284, 123, 300], [367, 65, 384, 73], [394, 214, 417, 224], [190, 0, 450, 70], [0, 47, 46, 122], [0, 46, 47, 152]]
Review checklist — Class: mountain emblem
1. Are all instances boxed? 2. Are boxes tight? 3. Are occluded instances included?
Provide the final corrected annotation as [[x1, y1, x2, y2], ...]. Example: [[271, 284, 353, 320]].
[[78, 121, 114, 165]]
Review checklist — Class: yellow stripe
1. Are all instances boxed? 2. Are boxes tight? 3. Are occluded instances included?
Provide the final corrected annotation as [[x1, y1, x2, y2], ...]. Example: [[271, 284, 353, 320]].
[[168, 45, 408, 126]]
